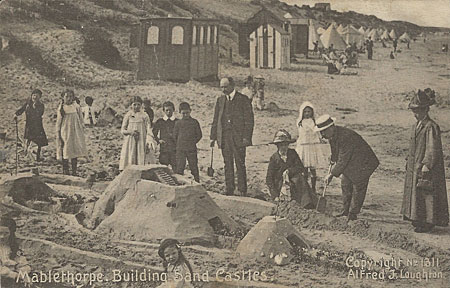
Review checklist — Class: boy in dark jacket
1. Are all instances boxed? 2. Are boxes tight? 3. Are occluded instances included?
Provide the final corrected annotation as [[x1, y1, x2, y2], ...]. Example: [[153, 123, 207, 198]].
[[153, 101, 177, 171], [173, 102, 202, 182]]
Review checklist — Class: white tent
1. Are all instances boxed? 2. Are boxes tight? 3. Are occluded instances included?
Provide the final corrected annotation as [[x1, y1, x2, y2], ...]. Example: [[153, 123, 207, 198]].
[[389, 29, 397, 39], [309, 23, 323, 50], [368, 28, 380, 40], [341, 25, 364, 45], [399, 32, 411, 42], [337, 24, 345, 34], [380, 30, 390, 40], [320, 24, 347, 50], [364, 27, 372, 38], [358, 26, 366, 35], [317, 27, 326, 35]]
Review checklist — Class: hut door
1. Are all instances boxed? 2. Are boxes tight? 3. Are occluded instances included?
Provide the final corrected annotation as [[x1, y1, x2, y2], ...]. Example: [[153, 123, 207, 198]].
[[161, 22, 190, 81]]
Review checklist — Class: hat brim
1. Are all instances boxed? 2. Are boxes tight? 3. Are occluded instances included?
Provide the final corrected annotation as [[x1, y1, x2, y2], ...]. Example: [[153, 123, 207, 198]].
[[408, 103, 431, 109], [271, 139, 297, 144]]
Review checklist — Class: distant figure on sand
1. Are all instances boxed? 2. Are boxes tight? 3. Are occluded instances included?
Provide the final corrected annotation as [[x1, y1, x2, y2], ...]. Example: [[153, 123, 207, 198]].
[[390, 51, 395, 59], [119, 96, 156, 171], [295, 102, 326, 193], [254, 75, 265, 110], [56, 89, 88, 176], [210, 77, 254, 196], [173, 102, 202, 182], [81, 96, 99, 127], [366, 37, 374, 60], [402, 88, 449, 233], [241, 75, 256, 102], [316, 115, 379, 222], [266, 129, 317, 208], [393, 38, 398, 52], [14, 89, 48, 162], [157, 239, 193, 288]]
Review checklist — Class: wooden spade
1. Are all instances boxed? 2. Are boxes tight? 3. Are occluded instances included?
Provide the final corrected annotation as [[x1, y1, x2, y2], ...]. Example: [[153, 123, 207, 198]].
[[207, 147, 214, 177], [316, 163, 333, 213]]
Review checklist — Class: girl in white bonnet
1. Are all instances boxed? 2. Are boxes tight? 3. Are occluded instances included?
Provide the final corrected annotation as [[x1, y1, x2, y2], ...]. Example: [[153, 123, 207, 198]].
[[295, 101, 326, 193]]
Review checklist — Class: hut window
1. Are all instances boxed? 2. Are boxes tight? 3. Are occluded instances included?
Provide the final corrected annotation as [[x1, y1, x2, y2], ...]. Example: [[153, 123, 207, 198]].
[[147, 26, 159, 45], [199, 26, 204, 45], [171, 26, 184, 45], [192, 25, 197, 45], [207, 26, 211, 44], [214, 26, 218, 44]]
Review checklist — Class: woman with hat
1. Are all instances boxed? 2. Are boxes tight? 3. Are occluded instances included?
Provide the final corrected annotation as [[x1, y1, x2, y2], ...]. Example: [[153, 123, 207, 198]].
[[402, 88, 449, 233], [266, 129, 317, 208]]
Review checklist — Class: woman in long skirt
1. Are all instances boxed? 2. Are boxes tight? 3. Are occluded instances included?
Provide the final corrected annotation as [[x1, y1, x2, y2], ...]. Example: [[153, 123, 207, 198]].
[[56, 89, 88, 176], [14, 89, 48, 161]]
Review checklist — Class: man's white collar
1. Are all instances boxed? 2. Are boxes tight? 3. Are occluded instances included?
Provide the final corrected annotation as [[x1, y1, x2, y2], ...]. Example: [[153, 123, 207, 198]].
[[163, 115, 176, 121]]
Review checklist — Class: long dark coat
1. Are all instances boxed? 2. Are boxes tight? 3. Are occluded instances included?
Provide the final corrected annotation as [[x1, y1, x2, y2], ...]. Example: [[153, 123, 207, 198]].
[[210, 91, 254, 149], [402, 117, 449, 226], [15, 100, 48, 147], [330, 126, 379, 183], [266, 149, 317, 208]]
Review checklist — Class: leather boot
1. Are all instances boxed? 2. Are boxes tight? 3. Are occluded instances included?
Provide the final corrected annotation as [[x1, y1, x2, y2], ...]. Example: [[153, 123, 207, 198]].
[[62, 159, 70, 175], [71, 158, 78, 176]]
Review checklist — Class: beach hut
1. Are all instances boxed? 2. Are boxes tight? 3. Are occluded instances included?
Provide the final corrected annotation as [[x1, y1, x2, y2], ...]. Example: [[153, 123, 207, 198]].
[[249, 23, 290, 69], [320, 24, 347, 50], [389, 29, 397, 39], [136, 17, 219, 82], [341, 25, 364, 45], [238, 7, 309, 58], [380, 30, 390, 40], [308, 22, 323, 50], [399, 32, 411, 42]]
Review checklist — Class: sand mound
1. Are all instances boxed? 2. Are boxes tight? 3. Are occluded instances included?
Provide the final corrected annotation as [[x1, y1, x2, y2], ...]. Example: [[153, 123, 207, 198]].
[[96, 106, 123, 127], [0, 174, 73, 212], [236, 216, 310, 266], [79, 165, 242, 245]]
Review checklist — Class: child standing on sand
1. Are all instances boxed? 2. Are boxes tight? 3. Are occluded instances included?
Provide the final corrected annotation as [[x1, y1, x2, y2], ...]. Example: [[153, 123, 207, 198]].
[[157, 238, 193, 288], [56, 89, 88, 176], [14, 89, 48, 162], [173, 102, 202, 182], [81, 96, 99, 127], [153, 101, 177, 171], [295, 101, 325, 193], [119, 96, 156, 171]]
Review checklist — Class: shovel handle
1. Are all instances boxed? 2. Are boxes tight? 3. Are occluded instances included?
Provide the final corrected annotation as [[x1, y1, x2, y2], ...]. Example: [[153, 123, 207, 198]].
[[210, 147, 214, 167], [322, 162, 333, 197]]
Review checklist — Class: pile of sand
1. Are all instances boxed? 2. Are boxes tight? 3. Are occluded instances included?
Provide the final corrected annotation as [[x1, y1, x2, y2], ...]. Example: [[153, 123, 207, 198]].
[[78, 165, 243, 245]]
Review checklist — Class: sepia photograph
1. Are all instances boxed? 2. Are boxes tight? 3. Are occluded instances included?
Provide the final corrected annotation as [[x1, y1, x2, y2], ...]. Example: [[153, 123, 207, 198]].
[[0, 0, 449, 287]]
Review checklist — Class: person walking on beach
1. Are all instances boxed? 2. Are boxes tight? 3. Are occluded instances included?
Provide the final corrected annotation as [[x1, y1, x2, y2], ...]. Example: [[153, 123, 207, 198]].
[[210, 77, 254, 196], [14, 89, 48, 162], [56, 89, 87, 176], [316, 115, 379, 221], [401, 88, 449, 233], [367, 37, 374, 60]]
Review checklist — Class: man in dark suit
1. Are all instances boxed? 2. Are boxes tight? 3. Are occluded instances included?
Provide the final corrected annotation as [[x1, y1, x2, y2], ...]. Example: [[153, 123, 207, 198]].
[[315, 115, 379, 221], [210, 77, 254, 196]]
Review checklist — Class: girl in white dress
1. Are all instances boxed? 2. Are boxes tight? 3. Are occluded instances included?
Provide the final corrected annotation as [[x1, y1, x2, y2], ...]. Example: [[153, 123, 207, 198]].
[[295, 101, 325, 192], [56, 90, 88, 176], [119, 96, 156, 171]]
